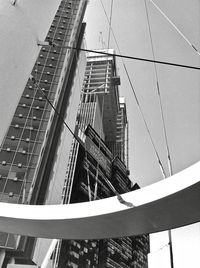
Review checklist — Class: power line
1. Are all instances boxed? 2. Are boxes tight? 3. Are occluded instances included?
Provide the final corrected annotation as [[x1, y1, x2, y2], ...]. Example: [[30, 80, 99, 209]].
[[149, 0, 200, 57], [144, 2, 174, 268], [123, 63, 167, 178], [31, 77, 81, 145], [144, 0, 173, 177], [98, 0, 167, 178], [63, 45, 200, 71], [107, 0, 114, 48], [30, 76, 132, 207]]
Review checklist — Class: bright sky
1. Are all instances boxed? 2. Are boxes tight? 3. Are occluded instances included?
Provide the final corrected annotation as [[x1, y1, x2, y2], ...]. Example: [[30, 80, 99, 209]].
[[84, 0, 200, 267]]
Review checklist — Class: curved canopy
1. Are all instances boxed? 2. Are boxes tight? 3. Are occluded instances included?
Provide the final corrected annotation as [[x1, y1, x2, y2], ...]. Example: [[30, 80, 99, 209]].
[[0, 161, 200, 239]]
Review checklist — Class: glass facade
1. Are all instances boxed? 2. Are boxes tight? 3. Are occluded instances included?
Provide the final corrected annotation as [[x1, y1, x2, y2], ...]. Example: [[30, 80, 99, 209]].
[[54, 50, 149, 268]]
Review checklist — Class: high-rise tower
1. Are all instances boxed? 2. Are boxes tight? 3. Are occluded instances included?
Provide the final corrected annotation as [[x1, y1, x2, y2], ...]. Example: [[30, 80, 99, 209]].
[[0, 0, 87, 266], [54, 50, 149, 268]]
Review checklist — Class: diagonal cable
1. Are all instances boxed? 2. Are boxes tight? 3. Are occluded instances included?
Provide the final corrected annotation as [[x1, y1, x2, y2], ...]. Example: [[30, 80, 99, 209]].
[[144, 3, 174, 267], [149, 0, 200, 57], [144, 0, 173, 177], [107, 0, 114, 48], [64, 46, 200, 70], [98, 0, 167, 178]]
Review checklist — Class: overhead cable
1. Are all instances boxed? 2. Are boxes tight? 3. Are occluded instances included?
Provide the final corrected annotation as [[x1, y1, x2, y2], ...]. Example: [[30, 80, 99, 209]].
[[62, 45, 200, 71], [144, 0, 173, 177], [103, 177, 134, 208], [98, 0, 167, 178], [149, 0, 200, 57], [123, 63, 167, 179], [30, 76, 81, 145], [107, 0, 114, 48], [31, 76, 132, 207], [144, 2, 174, 268]]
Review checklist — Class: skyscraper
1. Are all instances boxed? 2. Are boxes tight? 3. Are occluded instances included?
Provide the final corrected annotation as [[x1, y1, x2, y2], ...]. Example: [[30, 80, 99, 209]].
[[53, 50, 149, 268], [0, 0, 88, 266], [0, 3, 149, 267]]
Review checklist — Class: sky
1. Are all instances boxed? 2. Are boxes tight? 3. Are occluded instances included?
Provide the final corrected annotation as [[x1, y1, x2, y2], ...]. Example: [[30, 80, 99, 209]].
[[84, 0, 200, 187], [83, 0, 200, 267]]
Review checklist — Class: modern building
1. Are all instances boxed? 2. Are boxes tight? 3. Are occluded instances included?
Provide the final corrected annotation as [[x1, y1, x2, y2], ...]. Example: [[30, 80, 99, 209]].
[[0, 0, 88, 267], [54, 50, 149, 268], [0, 2, 149, 265]]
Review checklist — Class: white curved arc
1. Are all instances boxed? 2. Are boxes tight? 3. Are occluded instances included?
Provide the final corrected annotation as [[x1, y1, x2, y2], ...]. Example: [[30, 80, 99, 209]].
[[0, 161, 200, 239]]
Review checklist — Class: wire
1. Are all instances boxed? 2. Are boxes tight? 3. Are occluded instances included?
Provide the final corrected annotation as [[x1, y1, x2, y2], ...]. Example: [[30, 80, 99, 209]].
[[98, 0, 167, 178], [62, 45, 200, 71], [107, 0, 114, 48], [124, 64, 167, 178], [149, 0, 200, 57], [144, 0, 173, 177], [150, 242, 170, 254], [32, 79, 81, 146], [144, 3, 174, 267], [31, 76, 132, 206], [144, 4, 174, 267], [103, 177, 133, 208]]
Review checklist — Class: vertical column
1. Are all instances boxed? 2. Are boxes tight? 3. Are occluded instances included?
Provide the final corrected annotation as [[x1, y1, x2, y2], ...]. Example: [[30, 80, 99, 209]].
[[0, 250, 5, 267]]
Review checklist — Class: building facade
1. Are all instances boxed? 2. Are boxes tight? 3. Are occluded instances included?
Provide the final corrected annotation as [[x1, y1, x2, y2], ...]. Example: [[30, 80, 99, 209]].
[[0, 0, 88, 266], [54, 50, 149, 267], [0, 4, 149, 266]]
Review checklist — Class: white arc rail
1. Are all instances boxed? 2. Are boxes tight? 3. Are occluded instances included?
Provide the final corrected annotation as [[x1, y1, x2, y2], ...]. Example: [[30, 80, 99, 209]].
[[0, 161, 200, 239]]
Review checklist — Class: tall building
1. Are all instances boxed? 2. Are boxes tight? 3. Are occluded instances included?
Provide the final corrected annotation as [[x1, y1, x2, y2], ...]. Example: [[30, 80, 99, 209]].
[[54, 50, 149, 268], [0, 0, 88, 267], [0, 4, 149, 266], [107, 97, 128, 167]]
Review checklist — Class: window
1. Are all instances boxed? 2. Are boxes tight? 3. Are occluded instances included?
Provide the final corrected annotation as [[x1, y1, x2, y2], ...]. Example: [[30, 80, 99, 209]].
[[9, 192, 14, 197], [83, 247, 88, 253]]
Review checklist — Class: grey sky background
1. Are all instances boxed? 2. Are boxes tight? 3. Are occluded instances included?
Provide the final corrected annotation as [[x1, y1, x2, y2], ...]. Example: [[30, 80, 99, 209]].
[[84, 0, 200, 187], [84, 0, 200, 267]]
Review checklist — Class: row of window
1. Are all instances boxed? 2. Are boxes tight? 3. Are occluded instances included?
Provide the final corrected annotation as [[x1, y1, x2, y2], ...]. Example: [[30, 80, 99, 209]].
[[0, 232, 19, 249]]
